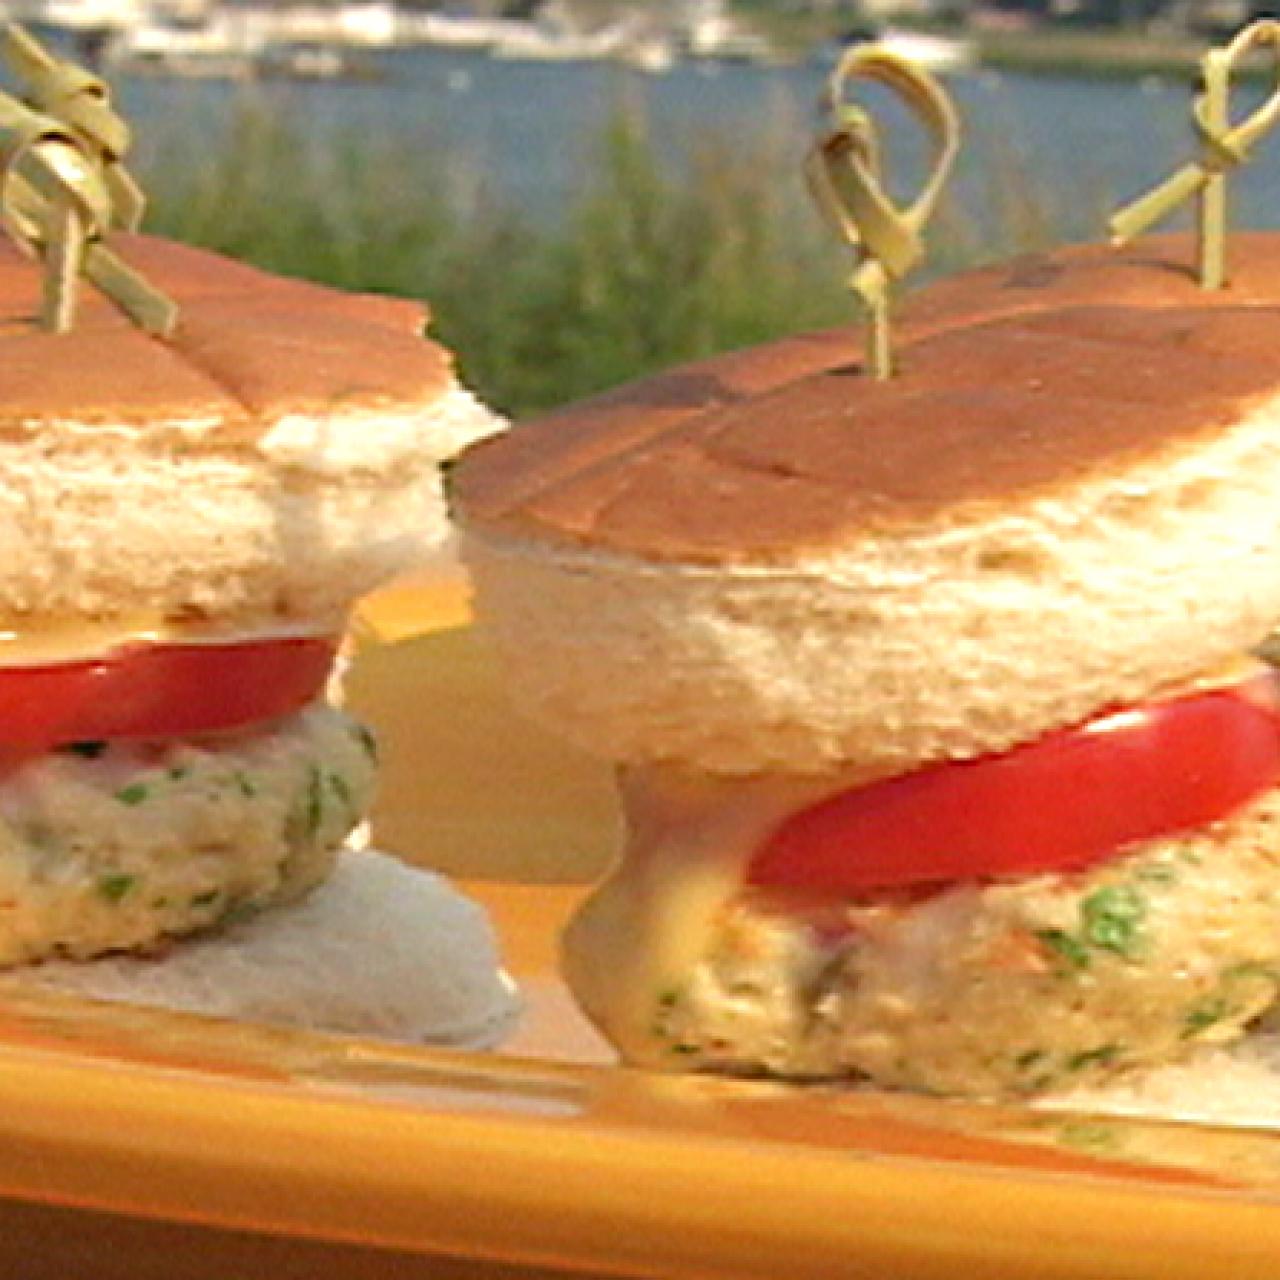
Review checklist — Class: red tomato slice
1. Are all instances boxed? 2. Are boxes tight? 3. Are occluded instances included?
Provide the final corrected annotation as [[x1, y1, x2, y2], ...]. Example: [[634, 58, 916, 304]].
[[0, 635, 338, 761], [749, 676, 1280, 894]]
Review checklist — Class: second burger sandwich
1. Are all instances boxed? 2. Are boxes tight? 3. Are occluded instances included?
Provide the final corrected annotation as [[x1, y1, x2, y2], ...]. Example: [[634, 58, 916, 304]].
[[454, 286, 1280, 1096], [0, 232, 516, 1046]]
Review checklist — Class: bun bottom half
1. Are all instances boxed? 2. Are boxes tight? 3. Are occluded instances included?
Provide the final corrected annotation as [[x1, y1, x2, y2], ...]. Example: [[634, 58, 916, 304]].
[[22, 847, 519, 1050]]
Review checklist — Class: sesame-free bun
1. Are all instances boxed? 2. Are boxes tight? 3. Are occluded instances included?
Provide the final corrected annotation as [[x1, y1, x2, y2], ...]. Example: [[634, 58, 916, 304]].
[[456, 297, 1280, 775], [0, 234, 502, 624]]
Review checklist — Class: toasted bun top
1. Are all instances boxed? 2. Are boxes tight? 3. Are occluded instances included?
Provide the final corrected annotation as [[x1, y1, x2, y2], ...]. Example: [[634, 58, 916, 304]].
[[904, 230, 1280, 335], [456, 297, 1280, 564], [0, 233, 453, 438], [455, 235, 1280, 774]]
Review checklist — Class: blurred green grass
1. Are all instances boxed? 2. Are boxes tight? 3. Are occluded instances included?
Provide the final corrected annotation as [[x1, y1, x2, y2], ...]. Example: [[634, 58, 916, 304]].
[[139, 103, 1101, 418]]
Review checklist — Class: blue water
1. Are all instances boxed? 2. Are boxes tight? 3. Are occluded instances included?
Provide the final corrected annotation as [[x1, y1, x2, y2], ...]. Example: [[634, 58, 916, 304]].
[[113, 48, 1280, 242]]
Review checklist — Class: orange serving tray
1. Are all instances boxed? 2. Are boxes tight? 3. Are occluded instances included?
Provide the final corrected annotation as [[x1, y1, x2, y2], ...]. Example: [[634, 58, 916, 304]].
[[0, 569, 1279, 1279]]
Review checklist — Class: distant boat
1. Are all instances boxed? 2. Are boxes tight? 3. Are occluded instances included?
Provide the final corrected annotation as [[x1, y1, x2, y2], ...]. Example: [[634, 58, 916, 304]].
[[258, 42, 383, 80], [395, 13, 521, 50], [115, 47, 258, 79], [239, 2, 398, 49], [682, 11, 776, 63], [28, 0, 146, 32], [106, 19, 262, 78], [107, 21, 382, 80], [872, 29, 975, 72], [489, 20, 624, 63], [618, 36, 676, 75]]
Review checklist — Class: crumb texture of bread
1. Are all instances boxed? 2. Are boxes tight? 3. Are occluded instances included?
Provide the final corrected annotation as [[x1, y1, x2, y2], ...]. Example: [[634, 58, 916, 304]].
[[24, 847, 520, 1049], [463, 390, 1280, 773], [0, 387, 500, 621]]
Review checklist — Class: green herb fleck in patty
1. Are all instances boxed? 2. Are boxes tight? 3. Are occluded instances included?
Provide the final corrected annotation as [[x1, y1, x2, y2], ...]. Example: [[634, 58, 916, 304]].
[[1182, 996, 1232, 1038], [328, 771, 352, 810], [1058, 1121, 1122, 1154], [1035, 928, 1090, 973], [1182, 963, 1280, 1039], [1066, 1043, 1121, 1073], [305, 765, 324, 839], [1080, 886, 1146, 959], [354, 724, 378, 762], [97, 873, 136, 902]]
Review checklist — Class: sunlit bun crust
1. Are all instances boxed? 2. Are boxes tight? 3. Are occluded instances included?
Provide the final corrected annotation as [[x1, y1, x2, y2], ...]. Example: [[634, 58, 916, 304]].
[[903, 230, 1280, 337], [458, 298, 1280, 775], [0, 234, 503, 623]]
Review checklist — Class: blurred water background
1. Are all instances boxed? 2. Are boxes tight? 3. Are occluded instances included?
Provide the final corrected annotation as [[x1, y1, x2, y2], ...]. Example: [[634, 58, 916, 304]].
[[115, 50, 1280, 413]]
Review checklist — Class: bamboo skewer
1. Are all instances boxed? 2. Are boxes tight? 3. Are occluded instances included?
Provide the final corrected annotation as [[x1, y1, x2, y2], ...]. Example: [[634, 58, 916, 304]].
[[1110, 20, 1280, 290], [805, 46, 961, 380]]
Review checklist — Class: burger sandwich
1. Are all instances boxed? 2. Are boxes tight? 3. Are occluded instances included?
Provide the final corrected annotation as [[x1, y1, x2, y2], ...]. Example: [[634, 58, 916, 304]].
[[453, 277, 1280, 1096], [0, 232, 516, 1048]]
